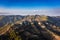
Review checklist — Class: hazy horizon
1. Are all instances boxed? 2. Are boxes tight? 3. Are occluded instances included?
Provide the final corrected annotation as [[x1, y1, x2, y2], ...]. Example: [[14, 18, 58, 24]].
[[0, 0, 60, 16]]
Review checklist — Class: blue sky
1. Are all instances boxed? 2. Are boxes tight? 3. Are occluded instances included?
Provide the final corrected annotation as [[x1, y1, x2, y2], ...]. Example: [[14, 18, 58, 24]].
[[0, 0, 60, 8], [0, 0, 60, 16]]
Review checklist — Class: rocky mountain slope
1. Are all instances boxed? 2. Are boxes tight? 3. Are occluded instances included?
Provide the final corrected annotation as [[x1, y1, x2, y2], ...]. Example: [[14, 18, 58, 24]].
[[0, 15, 60, 40]]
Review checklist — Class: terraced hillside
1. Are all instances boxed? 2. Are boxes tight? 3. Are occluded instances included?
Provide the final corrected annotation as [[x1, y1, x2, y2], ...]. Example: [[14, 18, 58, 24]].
[[0, 15, 60, 40]]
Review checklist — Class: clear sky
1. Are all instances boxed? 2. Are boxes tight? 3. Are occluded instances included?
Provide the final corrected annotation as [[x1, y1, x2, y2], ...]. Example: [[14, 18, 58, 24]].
[[0, 0, 60, 16]]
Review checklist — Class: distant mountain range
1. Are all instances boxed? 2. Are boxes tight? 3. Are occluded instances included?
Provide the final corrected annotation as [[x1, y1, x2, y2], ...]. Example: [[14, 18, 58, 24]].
[[0, 15, 24, 27], [0, 15, 60, 27]]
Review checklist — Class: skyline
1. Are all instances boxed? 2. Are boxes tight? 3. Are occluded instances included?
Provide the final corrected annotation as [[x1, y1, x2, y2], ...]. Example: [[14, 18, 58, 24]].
[[0, 0, 60, 16]]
